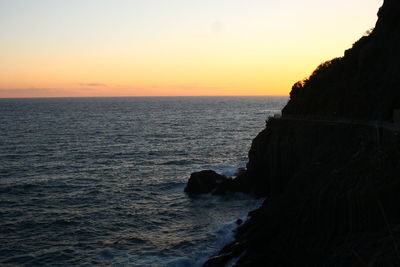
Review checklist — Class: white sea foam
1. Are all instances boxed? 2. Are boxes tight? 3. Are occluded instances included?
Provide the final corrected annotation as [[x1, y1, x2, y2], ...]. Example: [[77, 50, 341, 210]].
[[190, 199, 263, 267]]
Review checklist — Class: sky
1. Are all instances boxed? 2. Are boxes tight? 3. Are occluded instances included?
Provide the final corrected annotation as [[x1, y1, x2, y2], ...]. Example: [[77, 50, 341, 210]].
[[0, 0, 383, 98]]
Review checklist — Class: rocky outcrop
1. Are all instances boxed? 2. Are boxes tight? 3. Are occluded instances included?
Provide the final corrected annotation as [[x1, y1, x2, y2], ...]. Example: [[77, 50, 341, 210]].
[[185, 170, 231, 195], [185, 169, 254, 196], [202, 0, 400, 265]]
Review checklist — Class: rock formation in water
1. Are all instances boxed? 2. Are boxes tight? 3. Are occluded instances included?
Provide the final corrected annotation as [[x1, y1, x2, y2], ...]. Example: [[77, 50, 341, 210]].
[[193, 0, 400, 265], [185, 170, 231, 195]]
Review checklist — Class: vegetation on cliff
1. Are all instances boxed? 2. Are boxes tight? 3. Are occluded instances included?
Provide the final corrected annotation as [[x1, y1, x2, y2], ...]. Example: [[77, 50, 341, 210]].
[[283, 0, 400, 121]]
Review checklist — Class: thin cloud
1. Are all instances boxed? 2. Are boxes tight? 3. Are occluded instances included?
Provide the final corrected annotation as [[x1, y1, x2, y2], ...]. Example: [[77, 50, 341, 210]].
[[0, 84, 227, 98], [0, 88, 51, 94], [79, 83, 108, 87], [0, 88, 85, 98]]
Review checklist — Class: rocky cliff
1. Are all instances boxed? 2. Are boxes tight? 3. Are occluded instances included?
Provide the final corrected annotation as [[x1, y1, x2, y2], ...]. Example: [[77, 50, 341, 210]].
[[203, 0, 400, 266]]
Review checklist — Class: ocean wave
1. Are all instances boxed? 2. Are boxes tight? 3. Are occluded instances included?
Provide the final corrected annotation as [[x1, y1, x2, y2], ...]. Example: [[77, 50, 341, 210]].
[[0, 97, 287, 266], [168, 199, 263, 267], [161, 159, 203, 166]]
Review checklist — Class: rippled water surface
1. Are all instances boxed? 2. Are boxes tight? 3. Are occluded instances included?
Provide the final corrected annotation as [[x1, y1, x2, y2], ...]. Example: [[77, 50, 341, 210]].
[[0, 96, 287, 266]]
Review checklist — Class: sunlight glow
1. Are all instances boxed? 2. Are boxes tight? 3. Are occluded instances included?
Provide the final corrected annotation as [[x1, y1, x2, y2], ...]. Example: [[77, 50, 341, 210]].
[[0, 0, 383, 97]]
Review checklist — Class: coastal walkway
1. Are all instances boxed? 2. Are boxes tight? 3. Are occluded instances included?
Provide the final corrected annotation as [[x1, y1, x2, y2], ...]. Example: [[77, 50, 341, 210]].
[[277, 115, 400, 133]]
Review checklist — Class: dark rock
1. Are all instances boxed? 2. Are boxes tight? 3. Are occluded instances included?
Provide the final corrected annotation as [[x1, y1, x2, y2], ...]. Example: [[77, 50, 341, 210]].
[[203, 254, 232, 267], [184, 170, 229, 195], [185, 169, 254, 196], [236, 219, 243, 225], [204, 241, 246, 267], [211, 178, 232, 196]]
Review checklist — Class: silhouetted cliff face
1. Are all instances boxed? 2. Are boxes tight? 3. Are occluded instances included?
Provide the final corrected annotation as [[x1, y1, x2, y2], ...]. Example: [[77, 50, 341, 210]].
[[204, 1, 400, 266], [225, 119, 400, 266], [282, 0, 400, 121], [244, 118, 400, 198]]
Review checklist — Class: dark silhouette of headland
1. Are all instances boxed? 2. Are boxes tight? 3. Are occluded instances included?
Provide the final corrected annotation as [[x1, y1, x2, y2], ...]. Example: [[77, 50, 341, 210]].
[[186, 0, 400, 265]]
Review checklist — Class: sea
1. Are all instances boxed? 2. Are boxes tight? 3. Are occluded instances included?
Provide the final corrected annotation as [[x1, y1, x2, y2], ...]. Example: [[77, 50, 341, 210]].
[[0, 96, 287, 266]]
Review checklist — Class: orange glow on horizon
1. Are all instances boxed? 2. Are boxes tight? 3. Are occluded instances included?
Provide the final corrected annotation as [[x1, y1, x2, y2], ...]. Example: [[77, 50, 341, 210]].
[[0, 0, 382, 98]]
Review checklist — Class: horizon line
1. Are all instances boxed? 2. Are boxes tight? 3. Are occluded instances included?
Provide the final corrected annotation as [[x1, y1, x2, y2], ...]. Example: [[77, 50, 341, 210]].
[[0, 94, 289, 100]]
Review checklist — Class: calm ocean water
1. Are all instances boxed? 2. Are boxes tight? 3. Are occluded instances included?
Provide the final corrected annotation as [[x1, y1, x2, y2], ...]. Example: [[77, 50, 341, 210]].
[[0, 96, 287, 266]]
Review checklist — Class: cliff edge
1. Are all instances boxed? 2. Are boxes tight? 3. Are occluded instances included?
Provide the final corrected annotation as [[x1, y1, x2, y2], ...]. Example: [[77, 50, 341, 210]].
[[204, 0, 400, 266]]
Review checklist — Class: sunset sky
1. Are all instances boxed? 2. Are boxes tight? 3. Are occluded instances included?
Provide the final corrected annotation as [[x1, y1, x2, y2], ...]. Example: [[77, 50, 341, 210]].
[[0, 0, 382, 98]]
